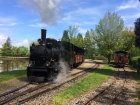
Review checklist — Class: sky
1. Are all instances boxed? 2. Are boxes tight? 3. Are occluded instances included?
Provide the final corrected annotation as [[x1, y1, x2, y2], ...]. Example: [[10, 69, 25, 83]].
[[0, 0, 140, 48]]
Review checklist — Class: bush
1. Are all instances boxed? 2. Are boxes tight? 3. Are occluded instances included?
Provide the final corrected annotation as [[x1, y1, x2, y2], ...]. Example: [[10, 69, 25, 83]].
[[129, 56, 140, 69], [94, 56, 107, 60]]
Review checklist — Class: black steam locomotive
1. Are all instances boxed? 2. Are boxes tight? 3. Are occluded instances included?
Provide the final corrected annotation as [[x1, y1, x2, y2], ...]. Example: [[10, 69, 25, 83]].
[[27, 29, 84, 82]]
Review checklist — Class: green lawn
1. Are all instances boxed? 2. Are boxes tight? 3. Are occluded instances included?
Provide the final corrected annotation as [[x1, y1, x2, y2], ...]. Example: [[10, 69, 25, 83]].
[[0, 70, 26, 82], [52, 65, 113, 105]]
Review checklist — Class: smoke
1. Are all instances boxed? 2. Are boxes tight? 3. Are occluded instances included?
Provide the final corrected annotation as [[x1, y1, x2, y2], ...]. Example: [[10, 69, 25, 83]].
[[53, 58, 70, 83], [21, 0, 62, 25]]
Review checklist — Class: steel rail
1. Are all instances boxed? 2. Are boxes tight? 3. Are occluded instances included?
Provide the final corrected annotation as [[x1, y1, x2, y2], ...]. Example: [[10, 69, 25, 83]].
[[84, 67, 123, 105], [17, 64, 100, 105]]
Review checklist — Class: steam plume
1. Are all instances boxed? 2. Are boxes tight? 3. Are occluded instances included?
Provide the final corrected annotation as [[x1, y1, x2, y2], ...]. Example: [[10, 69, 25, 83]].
[[22, 0, 62, 25], [54, 59, 70, 83]]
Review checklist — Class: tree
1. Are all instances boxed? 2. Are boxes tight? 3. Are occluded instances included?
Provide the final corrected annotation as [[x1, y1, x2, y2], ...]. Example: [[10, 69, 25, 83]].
[[1, 37, 12, 56], [11, 46, 18, 56], [18, 46, 29, 56], [84, 31, 91, 58], [117, 28, 135, 51], [61, 30, 70, 42], [95, 11, 124, 63], [84, 30, 97, 58], [67, 25, 79, 43], [115, 28, 135, 59], [70, 33, 84, 49], [76, 33, 84, 48], [134, 17, 140, 48], [11, 46, 29, 57]]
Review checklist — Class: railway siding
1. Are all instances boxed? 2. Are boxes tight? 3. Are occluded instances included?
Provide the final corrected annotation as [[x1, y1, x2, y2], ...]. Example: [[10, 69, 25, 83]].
[[70, 66, 138, 105]]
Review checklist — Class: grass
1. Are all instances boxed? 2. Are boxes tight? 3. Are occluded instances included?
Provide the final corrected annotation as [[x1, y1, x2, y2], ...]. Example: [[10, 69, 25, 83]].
[[52, 65, 113, 105], [0, 70, 26, 82]]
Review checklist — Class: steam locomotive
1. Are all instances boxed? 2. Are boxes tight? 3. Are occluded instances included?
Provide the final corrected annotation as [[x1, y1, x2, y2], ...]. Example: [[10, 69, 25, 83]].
[[114, 51, 128, 67], [27, 29, 84, 82]]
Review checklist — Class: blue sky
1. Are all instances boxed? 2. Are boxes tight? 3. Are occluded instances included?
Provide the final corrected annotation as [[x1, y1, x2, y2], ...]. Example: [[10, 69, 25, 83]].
[[0, 0, 140, 48]]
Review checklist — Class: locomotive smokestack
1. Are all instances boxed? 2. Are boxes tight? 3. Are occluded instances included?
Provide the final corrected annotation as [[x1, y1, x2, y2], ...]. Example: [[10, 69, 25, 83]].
[[41, 29, 46, 45]]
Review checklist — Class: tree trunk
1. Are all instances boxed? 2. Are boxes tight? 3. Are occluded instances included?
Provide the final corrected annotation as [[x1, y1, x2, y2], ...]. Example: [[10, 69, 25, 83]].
[[107, 54, 111, 64]]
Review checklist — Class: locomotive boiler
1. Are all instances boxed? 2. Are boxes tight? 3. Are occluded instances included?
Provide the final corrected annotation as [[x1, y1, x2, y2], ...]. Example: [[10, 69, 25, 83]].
[[27, 29, 84, 82]]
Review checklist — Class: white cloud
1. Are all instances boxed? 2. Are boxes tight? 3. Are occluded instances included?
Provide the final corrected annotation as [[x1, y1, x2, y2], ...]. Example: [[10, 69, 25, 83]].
[[8, 22, 19, 26], [12, 39, 29, 48], [61, 7, 100, 26], [0, 35, 29, 48], [0, 17, 21, 27], [122, 12, 140, 20], [116, 0, 140, 11], [28, 23, 48, 27], [0, 34, 7, 48], [79, 27, 88, 35]]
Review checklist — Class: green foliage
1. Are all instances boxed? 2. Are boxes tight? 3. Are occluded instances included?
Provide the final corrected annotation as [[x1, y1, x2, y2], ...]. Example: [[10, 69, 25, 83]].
[[52, 65, 113, 105], [134, 17, 140, 48], [0, 70, 26, 82], [61, 30, 70, 42], [11, 46, 29, 57], [84, 30, 96, 58], [94, 11, 124, 63], [67, 25, 79, 43], [60, 25, 99, 59], [116, 28, 135, 51], [94, 56, 106, 60], [129, 56, 140, 69], [1, 37, 12, 56], [0, 37, 29, 57], [76, 33, 84, 48], [128, 45, 140, 59]]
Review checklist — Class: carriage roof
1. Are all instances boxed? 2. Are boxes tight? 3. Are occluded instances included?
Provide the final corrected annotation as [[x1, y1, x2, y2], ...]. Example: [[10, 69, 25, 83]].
[[58, 41, 84, 54], [114, 51, 127, 54]]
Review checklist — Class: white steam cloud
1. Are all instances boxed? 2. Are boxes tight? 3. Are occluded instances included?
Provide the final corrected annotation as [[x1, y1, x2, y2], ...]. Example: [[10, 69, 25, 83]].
[[54, 59, 70, 83], [22, 0, 62, 25]]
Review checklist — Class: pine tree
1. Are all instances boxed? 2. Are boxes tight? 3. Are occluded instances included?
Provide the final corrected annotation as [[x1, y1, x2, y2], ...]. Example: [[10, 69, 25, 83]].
[[1, 37, 12, 56], [61, 30, 70, 42]]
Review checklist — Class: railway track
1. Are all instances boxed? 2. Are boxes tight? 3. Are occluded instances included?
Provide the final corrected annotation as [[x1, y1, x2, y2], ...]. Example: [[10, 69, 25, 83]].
[[82, 67, 127, 105], [0, 62, 99, 105]]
